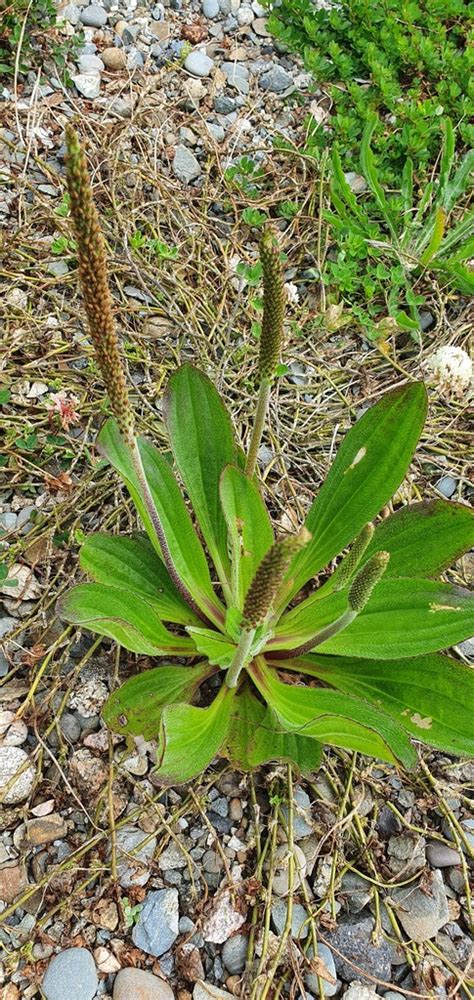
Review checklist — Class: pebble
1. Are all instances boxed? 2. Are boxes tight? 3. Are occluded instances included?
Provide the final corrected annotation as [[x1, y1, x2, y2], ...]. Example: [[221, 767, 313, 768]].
[[260, 65, 293, 92], [80, 3, 107, 26], [325, 916, 395, 983], [342, 985, 378, 1000], [72, 73, 101, 99], [101, 46, 127, 69], [0, 746, 36, 804], [271, 900, 309, 939], [0, 512, 17, 532], [173, 145, 202, 183], [281, 786, 313, 839], [272, 843, 307, 896], [213, 95, 235, 113], [0, 616, 16, 639], [42, 948, 98, 1000], [221, 61, 249, 93], [236, 5, 254, 24], [59, 712, 82, 743], [202, 890, 246, 943], [132, 889, 179, 957], [25, 813, 68, 845], [0, 864, 28, 903], [305, 942, 338, 996], [426, 843, 462, 867], [253, 16, 269, 35], [116, 825, 157, 889], [193, 985, 234, 999], [60, 3, 81, 23], [221, 934, 248, 974], [344, 172, 368, 194], [184, 51, 214, 77], [436, 475, 457, 498], [390, 869, 449, 942], [77, 53, 104, 72], [48, 260, 69, 277], [69, 748, 107, 797], [158, 843, 187, 870], [202, 0, 219, 16], [113, 968, 175, 999]]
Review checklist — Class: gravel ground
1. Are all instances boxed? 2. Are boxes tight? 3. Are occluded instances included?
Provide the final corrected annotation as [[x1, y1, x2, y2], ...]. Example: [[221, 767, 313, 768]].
[[1, 0, 473, 997]]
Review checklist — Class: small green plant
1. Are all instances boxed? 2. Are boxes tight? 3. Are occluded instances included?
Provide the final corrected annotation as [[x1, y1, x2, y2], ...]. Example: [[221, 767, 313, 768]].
[[242, 207, 268, 228], [0, 0, 82, 79], [267, 0, 473, 183], [325, 116, 474, 338], [121, 897, 142, 928], [59, 129, 474, 783], [225, 157, 266, 199]]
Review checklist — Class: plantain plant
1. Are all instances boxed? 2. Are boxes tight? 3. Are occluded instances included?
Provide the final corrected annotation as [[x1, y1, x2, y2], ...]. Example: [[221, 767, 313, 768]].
[[59, 129, 474, 784]]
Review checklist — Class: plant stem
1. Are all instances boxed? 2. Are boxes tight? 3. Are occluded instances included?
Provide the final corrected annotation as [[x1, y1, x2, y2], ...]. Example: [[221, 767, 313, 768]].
[[225, 628, 255, 688], [272, 609, 357, 660], [245, 379, 271, 478], [131, 441, 211, 626]]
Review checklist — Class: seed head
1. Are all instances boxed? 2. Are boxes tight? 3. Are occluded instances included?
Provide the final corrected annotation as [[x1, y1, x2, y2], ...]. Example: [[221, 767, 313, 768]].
[[334, 523, 375, 591], [65, 126, 134, 443], [258, 228, 285, 381], [243, 527, 311, 628], [348, 551, 390, 613]]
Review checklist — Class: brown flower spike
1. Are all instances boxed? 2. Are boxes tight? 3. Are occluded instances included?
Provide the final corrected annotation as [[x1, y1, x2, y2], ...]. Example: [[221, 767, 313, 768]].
[[258, 228, 285, 381], [243, 527, 311, 628], [65, 126, 134, 444]]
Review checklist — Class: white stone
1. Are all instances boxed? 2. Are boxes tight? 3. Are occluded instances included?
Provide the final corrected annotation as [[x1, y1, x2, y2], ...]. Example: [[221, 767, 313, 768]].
[[0, 564, 40, 601], [202, 890, 246, 943], [237, 4, 254, 24], [72, 72, 101, 98], [0, 747, 36, 805]]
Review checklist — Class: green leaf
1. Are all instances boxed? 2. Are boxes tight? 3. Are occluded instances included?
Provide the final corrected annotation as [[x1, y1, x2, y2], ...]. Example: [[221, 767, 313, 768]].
[[285, 383, 427, 602], [250, 659, 416, 767], [80, 533, 201, 626], [103, 662, 212, 739], [219, 465, 273, 607], [164, 365, 237, 593], [286, 652, 474, 758], [316, 578, 474, 658], [155, 684, 235, 784], [187, 627, 237, 667], [360, 113, 398, 242], [420, 207, 446, 265], [58, 583, 195, 656], [225, 684, 322, 774], [98, 419, 224, 627], [362, 500, 474, 578], [269, 590, 347, 651]]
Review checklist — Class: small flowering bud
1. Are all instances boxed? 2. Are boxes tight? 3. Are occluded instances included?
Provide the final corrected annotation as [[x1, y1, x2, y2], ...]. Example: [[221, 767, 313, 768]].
[[243, 527, 311, 628], [334, 523, 375, 591], [348, 551, 390, 613], [258, 228, 285, 381], [65, 126, 134, 444]]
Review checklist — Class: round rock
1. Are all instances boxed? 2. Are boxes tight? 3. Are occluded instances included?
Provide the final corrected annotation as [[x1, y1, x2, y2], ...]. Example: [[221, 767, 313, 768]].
[[184, 51, 214, 77], [101, 46, 126, 69], [0, 746, 35, 804], [426, 843, 461, 868], [42, 948, 98, 1000], [80, 3, 107, 26], [202, 0, 219, 15], [260, 65, 294, 93], [113, 968, 175, 999], [221, 934, 248, 974]]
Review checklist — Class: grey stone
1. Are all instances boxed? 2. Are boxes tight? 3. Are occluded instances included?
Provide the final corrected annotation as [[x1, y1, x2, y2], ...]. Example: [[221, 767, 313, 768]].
[[202, 0, 219, 16], [305, 942, 338, 996], [16, 506, 35, 529], [325, 916, 395, 984], [221, 934, 248, 975], [221, 61, 249, 94], [281, 787, 313, 839], [42, 948, 98, 1000], [390, 870, 449, 943], [387, 833, 425, 874], [0, 617, 16, 639], [77, 53, 104, 72], [458, 637, 474, 659], [173, 145, 201, 184], [271, 899, 309, 940], [113, 968, 175, 999], [127, 48, 145, 69], [426, 843, 461, 868], [437, 475, 457, 498], [342, 985, 378, 1000], [205, 121, 225, 142], [184, 51, 214, 78], [116, 825, 157, 889], [60, 3, 81, 23], [59, 713, 82, 743], [218, 0, 240, 11], [193, 985, 234, 999], [80, 3, 107, 26], [72, 73, 101, 99], [213, 95, 236, 113], [260, 65, 293, 93], [0, 512, 17, 531], [237, 5, 254, 24], [344, 172, 368, 194], [132, 889, 179, 957], [158, 843, 187, 870], [340, 871, 371, 913], [376, 804, 402, 838]]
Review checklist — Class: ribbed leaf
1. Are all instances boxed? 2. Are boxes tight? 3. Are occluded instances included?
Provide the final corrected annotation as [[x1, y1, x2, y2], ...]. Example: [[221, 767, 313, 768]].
[[220, 465, 274, 607], [187, 627, 236, 667], [58, 583, 194, 656], [362, 501, 474, 578], [250, 659, 416, 767], [80, 533, 201, 626], [163, 365, 237, 593], [268, 590, 347, 651], [103, 663, 212, 739], [98, 419, 224, 627], [284, 383, 427, 602], [155, 685, 235, 784], [225, 684, 322, 774], [285, 652, 474, 757], [316, 578, 474, 658]]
